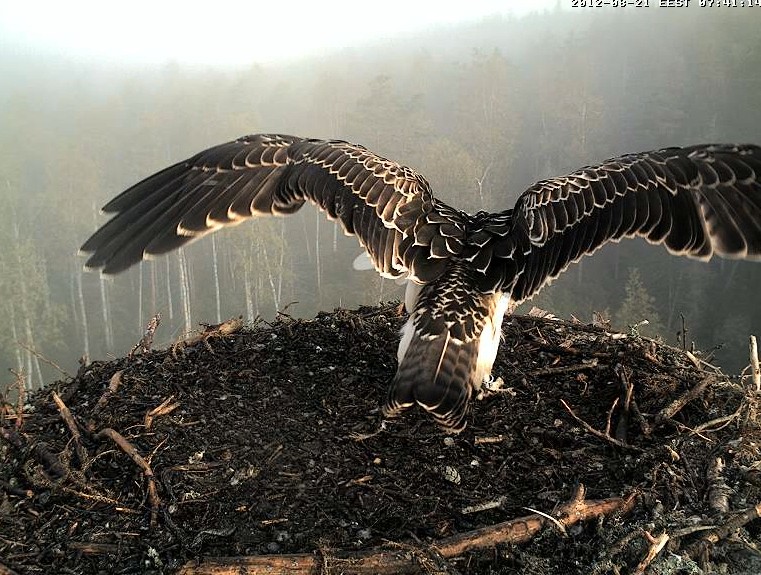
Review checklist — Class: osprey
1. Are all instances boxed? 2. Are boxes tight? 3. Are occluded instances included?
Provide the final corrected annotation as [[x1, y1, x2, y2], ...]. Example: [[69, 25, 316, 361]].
[[81, 135, 761, 432]]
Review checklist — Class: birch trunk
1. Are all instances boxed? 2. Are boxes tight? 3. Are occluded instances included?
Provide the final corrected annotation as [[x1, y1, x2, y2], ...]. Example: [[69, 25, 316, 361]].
[[99, 273, 114, 351], [244, 264, 255, 322], [138, 263, 144, 332], [76, 267, 90, 358], [23, 315, 42, 389], [166, 257, 174, 321], [178, 248, 193, 334], [277, 220, 286, 306], [9, 308, 24, 374], [315, 210, 322, 304], [212, 235, 222, 323], [259, 239, 280, 312]]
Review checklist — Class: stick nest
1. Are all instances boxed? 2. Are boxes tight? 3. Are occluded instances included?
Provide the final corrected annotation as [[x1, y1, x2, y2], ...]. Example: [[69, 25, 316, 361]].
[[2, 304, 761, 574]]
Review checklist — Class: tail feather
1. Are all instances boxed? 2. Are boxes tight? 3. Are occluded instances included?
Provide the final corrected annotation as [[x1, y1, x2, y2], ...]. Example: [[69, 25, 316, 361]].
[[383, 331, 478, 433]]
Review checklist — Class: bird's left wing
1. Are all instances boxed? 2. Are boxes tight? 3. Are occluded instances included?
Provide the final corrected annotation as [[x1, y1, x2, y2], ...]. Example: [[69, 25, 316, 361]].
[[80, 134, 466, 282], [500, 144, 761, 302]]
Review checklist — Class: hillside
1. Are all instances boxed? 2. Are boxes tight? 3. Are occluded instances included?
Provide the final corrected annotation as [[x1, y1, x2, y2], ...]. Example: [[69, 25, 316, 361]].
[[2, 304, 760, 574]]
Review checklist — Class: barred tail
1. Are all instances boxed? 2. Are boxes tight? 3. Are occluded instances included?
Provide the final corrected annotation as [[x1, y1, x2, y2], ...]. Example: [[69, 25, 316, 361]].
[[383, 326, 478, 433]]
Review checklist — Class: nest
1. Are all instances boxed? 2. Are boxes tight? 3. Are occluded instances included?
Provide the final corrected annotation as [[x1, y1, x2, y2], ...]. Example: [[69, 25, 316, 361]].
[[2, 303, 761, 574]]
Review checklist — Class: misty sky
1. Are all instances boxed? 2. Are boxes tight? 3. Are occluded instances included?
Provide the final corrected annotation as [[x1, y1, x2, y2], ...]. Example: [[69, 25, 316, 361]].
[[1, 0, 561, 66]]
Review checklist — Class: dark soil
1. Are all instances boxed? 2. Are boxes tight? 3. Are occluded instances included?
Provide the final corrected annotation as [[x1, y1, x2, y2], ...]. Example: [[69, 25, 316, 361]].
[[2, 303, 761, 574]]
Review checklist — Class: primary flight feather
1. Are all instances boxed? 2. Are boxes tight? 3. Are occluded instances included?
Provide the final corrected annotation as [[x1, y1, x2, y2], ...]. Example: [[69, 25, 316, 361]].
[[81, 134, 761, 432]]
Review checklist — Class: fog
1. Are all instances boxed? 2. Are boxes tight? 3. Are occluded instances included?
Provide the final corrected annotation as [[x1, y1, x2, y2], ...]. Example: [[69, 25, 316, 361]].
[[1, 3, 760, 389]]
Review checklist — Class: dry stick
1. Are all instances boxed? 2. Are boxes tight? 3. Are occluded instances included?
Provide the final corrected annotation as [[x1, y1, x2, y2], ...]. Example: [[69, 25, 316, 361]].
[[655, 375, 715, 425], [130, 312, 162, 357], [616, 364, 651, 438], [88, 371, 123, 432], [52, 391, 88, 465], [529, 359, 601, 377], [95, 428, 160, 527], [15, 340, 70, 378], [9, 369, 26, 429], [97, 371, 123, 410], [0, 560, 20, 575], [144, 397, 180, 430], [750, 335, 760, 391], [633, 530, 670, 575], [706, 457, 730, 515], [604, 398, 619, 438], [560, 399, 641, 451], [614, 368, 633, 443], [177, 488, 638, 575], [685, 501, 761, 557]]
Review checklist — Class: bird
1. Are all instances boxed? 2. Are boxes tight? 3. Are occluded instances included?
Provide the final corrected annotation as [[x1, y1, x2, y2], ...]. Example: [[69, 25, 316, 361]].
[[81, 134, 761, 432]]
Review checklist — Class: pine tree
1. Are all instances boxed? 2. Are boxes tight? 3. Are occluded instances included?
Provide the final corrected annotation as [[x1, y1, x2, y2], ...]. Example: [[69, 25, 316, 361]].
[[615, 268, 665, 338]]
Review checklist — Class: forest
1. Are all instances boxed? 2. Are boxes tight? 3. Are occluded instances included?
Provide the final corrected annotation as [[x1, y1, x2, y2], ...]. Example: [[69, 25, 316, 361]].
[[1, 4, 760, 389]]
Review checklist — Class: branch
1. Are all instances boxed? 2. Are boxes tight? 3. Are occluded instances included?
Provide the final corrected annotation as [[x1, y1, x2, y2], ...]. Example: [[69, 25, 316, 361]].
[[686, 501, 761, 556], [177, 487, 637, 574], [750, 335, 760, 391], [633, 530, 670, 575], [655, 375, 715, 425], [560, 399, 641, 451], [87, 371, 123, 431], [14, 341, 70, 378], [52, 391, 88, 465], [95, 428, 160, 527]]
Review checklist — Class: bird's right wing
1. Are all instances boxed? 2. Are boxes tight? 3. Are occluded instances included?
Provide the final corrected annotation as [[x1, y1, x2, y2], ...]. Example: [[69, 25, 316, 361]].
[[81, 134, 467, 282], [503, 144, 761, 302]]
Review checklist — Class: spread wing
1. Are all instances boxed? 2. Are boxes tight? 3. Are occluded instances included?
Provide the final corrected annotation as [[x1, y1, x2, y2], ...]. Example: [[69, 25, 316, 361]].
[[81, 134, 467, 282], [504, 144, 761, 302]]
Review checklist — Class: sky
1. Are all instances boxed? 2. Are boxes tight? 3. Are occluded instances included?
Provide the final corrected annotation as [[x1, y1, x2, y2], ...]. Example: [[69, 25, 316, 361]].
[[0, 0, 560, 67]]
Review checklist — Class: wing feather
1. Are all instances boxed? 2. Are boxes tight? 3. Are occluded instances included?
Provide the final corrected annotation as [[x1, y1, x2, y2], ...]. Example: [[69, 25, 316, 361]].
[[507, 144, 761, 303], [81, 134, 464, 280]]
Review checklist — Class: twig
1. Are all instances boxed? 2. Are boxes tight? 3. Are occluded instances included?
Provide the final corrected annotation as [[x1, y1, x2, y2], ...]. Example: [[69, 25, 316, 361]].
[[750, 335, 760, 392], [52, 391, 88, 465], [686, 501, 761, 555], [605, 398, 619, 438], [88, 371, 123, 431], [0, 560, 20, 575], [95, 428, 160, 527], [15, 341, 70, 378], [529, 359, 600, 377], [474, 435, 505, 445], [655, 375, 715, 425], [130, 313, 162, 357], [461, 496, 508, 514], [98, 371, 123, 409], [615, 364, 650, 438], [560, 399, 640, 451], [10, 370, 26, 429], [178, 487, 638, 574], [633, 530, 669, 575], [692, 409, 741, 434], [523, 506, 567, 536], [144, 397, 180, 430]]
